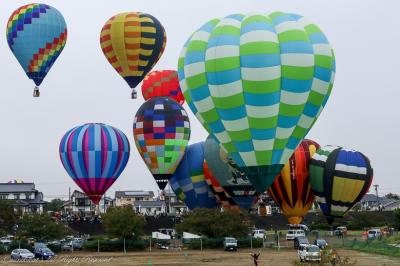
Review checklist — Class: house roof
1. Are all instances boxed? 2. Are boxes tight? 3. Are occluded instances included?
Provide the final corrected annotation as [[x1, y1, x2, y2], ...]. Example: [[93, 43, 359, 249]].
[[115, 191, 154, 198], [133, 200, 165, 208], [0, 183, 36, 193]]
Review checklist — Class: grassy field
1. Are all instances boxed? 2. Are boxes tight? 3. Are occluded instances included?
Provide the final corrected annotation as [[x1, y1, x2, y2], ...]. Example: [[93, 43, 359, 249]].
[[0, 248, 399, 266]]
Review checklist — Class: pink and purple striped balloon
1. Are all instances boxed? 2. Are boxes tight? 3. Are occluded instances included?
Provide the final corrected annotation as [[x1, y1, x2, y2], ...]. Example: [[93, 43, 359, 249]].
[[59, 123, 130, 204]]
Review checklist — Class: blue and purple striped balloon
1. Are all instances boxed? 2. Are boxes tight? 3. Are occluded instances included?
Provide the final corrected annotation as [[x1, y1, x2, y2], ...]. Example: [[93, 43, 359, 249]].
[[59, 123, 130, 204]]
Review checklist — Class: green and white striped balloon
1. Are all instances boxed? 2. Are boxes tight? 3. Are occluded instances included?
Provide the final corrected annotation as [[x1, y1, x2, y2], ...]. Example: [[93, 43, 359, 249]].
[[178, 12, 335, 192]]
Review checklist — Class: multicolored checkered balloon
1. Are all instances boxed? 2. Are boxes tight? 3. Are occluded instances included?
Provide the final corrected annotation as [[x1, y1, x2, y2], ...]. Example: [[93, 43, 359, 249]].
[[6, 3, 67, 96], [133, 97, 190, 190], [178, 12, 335, 192]]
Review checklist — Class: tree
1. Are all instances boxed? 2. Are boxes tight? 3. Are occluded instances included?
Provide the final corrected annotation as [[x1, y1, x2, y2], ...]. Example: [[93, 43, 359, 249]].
[[102, 206, 145, 239], [16, 214, 71, 241], [176, 208, 251, 238], [0, 200, 18, 234], [394, 209, 400, 230], [347, 212, 386, 230], [386, 193, 400, 200], [45, 199, 65, 212]]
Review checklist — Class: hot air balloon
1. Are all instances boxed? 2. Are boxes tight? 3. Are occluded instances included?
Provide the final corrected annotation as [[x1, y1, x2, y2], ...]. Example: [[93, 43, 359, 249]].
[[268, 139, 319, 224], [204, 135, 257, 210], [133, 97, 190, 190], [178, 12, 335, 192], [6, 3, 67, 97], [100, 12, 166, 99], [203, 161, 239, 210], [309, 146, 373, 224], [170, 142, 218, 209], [59, 123, 130, 205], [142, 70, 185, 104]]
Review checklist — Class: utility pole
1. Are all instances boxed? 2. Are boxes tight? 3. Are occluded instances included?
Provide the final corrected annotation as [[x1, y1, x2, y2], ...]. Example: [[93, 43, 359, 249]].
[[373, 185, 380, 211]]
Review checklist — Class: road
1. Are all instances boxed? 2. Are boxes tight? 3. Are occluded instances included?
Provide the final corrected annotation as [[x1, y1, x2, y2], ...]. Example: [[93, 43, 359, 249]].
[[0, 248, 399, 265]]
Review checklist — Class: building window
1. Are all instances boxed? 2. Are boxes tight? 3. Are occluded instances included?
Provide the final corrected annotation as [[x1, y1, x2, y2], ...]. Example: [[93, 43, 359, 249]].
[[14, 194, 20, 200], [25, 193, 31, 200], [0, 194, 8, 200]]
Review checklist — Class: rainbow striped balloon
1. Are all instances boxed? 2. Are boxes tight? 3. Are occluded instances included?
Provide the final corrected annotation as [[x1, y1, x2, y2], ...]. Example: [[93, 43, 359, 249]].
[[59, 123, 130, 205], [6, 3, 67, 95]]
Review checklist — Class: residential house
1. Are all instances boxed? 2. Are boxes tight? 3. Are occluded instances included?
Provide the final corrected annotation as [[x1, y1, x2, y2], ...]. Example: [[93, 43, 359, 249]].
[[0, 182, 46, 214], [114, 191, 154, 207], [133, 200, 166, 216], [62, 190, 113, 216], [160, 190, 188, 215]]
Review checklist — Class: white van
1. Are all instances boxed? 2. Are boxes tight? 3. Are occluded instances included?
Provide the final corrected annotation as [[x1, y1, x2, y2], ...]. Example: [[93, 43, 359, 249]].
[[252, 229, 266, 239], [286, 230, 305, 240]]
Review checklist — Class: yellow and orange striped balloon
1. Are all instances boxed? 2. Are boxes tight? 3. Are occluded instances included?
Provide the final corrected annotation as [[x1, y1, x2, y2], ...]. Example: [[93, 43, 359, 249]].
[[100, 12, 166, 95]]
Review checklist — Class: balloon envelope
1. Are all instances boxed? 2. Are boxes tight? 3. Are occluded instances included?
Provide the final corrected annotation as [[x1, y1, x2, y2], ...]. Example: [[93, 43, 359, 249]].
[[203, 160, 239, 210], [59, 123, 130, 205], [268, 139, 319, 224], [100, 12, 166, 89], [170, 142, 218, 209], [309, 146, 373, 223], [133, 97, 190, 190], [178, 12, 335, 192], [204, 135, 257, 210], [7, 3, 67, 87], [142, 70, 185, 104]]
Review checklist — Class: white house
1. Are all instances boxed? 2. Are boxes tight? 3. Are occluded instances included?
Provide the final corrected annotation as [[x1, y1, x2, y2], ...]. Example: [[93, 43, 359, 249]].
[[0, 182, 46, 214]]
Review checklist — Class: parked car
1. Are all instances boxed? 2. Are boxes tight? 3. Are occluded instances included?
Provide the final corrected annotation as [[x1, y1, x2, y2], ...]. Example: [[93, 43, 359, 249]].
[[34, 247, 54, 260], [314, 239, 328, 249], [252, 229, 266, 239], [10, 249, 35, 260], [298, 244, 321, 263], [286, 230, 305, 240], [294, 236, 309, 249], [61, 238, 84, 251], [368, 229, 382, 240], [0, 237, 11, 245], [289, 224, 309, 232], [223, 237, 237, 251], [335, 226, 347, 236]]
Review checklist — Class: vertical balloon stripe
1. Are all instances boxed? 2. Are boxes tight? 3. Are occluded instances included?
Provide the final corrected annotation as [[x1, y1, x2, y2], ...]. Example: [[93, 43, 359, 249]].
[[60, 123, 130, 204], [100, 12, 166, 89], [268, 139, 319, 224], [309, 146, 373, 222]]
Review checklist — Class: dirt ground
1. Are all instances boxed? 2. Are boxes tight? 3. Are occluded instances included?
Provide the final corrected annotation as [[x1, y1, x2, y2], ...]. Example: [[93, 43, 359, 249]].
[[0, 248, 399, 266]]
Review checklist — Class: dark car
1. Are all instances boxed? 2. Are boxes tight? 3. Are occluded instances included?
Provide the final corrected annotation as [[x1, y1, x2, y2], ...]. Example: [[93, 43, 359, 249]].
[[294, 236, 309, 249], [34, 247, 54, 260], [314, 239, 328, 249]]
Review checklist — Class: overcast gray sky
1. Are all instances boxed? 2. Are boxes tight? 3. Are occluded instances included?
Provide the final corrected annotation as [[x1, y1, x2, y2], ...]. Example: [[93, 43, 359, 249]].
[[0, 0, 399, 200]]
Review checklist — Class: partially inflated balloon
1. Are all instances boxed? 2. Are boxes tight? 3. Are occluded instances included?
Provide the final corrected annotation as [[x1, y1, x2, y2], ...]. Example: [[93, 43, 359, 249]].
[[268, 139, 319, 224], [142, 70, 185, 104], [309, 146, 373, 224], [170, 142, 218, 209], [7, 3, 67, 96], [59, 123, 130, 205], [203, 161, 239, 210], [133, 97, 190, 190], [100, 12, 166, 98], [204, 135, 257, 210], [178, 12, 335, 192]]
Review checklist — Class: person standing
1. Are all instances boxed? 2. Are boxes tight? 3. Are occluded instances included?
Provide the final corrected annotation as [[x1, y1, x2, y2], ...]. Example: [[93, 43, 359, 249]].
[[250, 252, 260, 266]]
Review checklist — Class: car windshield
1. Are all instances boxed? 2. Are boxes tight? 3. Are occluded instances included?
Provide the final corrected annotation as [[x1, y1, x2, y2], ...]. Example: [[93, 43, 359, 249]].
[[299, 238, 308, 243], [369, 230, 376, 234], [20, 249, 31, 254], [225, 238, 236, 243], [307, 246, 320, 252], [42, 248, 51, 252], [288, 230, 294, 234], [317, 240, 326, 244]]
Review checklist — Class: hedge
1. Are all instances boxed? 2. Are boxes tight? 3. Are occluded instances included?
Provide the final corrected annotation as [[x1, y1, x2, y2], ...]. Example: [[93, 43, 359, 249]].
[[187, 237, 263, 250]]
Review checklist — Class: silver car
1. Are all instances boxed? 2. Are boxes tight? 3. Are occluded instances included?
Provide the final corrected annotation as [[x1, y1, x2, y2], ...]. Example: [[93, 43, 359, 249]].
[[10, 249, 35, 260]]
